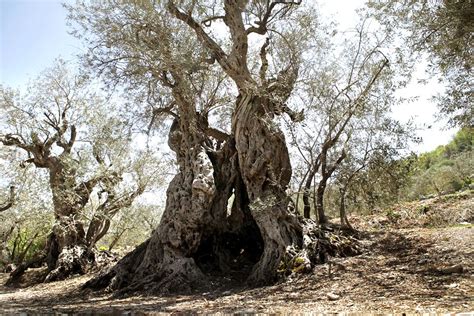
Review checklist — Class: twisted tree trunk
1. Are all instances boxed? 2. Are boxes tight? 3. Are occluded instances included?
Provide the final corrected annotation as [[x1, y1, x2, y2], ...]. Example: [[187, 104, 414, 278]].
[[6, 157, 117, 285], [85, 117, 257, 293], [43, 161, 89, 282], [75, 0, 365, 295], [85, 95, 323, 294], [232, 94, 302, 284]]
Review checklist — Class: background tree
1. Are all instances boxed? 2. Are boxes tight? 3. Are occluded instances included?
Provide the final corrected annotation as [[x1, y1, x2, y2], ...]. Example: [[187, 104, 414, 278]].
[[403, 127, 473, 200], [0, 186, 15, 212], [0, 60, 159, 282], [68, 0, 357, 294], [367, 0, 473, 127], [0, 155, 54, 270], [288, 17, 406, 223], [333, 127, 413, 229]]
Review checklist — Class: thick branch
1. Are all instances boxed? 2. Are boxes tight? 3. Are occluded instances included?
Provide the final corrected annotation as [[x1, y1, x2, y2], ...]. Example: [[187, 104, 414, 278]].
[[205, 127, 230, 142], [259, 38, 270, 84], [222, 0, 251, 80], [0, 186, 15, 212], [0, 134, 34, 153], [167, 2, 234, 77], [168, 1, 253, 86]]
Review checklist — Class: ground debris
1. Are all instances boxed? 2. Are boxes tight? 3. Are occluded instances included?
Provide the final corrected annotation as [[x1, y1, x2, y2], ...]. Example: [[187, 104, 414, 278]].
[[0, 224, 472, 314], [327, 292, 340, 300]]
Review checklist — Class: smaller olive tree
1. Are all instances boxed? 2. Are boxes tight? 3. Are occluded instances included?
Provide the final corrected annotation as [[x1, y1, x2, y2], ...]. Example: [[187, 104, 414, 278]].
[[0, 60, 161, 282], [288, 18, 395, 223]]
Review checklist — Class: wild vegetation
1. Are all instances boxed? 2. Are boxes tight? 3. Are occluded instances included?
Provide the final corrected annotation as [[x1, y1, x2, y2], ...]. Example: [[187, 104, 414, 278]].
[[0, 0, 472, 313]]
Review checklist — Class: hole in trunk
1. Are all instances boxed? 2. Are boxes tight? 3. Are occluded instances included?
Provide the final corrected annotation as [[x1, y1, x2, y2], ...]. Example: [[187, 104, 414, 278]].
[[194, 221, 263, 281]]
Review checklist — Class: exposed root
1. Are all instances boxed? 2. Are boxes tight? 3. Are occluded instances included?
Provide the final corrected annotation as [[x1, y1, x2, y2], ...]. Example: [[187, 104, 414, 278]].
[[44, 245, 89, 282], [5, 246, 117, 287], [5, 254, 46, 286], [278, 219, 362, 277], [83, 240, 149, 292]]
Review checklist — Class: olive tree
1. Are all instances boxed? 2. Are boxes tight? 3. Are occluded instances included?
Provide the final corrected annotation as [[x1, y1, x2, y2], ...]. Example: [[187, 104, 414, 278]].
[[67, 0, 353, 293], [288, 18, 399, 223], [0, 60, 158, 282]]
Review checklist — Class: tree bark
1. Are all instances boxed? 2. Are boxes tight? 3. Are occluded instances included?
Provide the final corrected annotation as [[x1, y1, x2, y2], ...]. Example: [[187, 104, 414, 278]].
[[316, 180, 328, 224], [85, 94, 310, 293], [41, 159, 91, 282], [85, 117, 244, 293], [339, 187, 354, 230], [232, 94, 302, 285], [302, 164, 319, 219]]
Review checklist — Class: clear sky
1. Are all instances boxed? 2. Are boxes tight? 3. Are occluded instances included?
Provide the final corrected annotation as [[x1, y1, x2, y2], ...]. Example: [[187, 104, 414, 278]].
[[0, 0, 457, 153], [0, 0, 80, 87], [317, 0, 457, 153]]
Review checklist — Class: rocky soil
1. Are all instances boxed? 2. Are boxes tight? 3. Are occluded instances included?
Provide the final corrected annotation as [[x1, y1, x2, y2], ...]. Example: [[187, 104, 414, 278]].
[[0, 223, 472, 314]]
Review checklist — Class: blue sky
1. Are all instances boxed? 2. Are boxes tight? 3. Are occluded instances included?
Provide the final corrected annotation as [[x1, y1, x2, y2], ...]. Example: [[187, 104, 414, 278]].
[[0, 0, 80, 88], [0, 0, 456, 152]]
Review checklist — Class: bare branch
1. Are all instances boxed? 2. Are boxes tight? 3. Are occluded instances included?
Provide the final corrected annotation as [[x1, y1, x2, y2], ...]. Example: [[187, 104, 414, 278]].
[[0, 186, 15, 212], [201, 15, 225, 26], [259, 37, 270, 84], [246, 1, 302, 35]]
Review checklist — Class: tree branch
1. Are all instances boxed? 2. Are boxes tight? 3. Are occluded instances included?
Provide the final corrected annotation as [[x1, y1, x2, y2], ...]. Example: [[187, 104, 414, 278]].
[[246, 1, 302, 35], [0, 186, 15, 212]]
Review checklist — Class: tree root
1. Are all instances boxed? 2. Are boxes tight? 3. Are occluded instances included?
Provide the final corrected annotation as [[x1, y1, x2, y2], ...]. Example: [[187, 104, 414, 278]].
[[278, 219, 362, 276], [5, 245, 117, 287], [5, 254, 46, 286], [83, 239, 208, 296]]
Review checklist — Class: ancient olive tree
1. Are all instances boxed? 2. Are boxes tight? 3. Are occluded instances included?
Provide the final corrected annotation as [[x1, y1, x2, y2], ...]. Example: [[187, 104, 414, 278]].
[[0, 61, 156, 282], [68, 0, 352, 293]]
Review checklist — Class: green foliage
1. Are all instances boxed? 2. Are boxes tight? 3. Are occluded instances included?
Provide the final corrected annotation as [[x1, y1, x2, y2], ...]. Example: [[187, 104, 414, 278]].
[[7, 226, 48, 264], [404, 128, 473, 200], [96, 203, 163, 251], [367, 0, 473, 127], [386, 209, 401, 222], [321, 128, 472, 220]]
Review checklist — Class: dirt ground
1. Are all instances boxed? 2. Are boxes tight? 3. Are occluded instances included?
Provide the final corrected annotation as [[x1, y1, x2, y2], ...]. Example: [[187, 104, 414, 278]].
[[0, 223, 472, 314]]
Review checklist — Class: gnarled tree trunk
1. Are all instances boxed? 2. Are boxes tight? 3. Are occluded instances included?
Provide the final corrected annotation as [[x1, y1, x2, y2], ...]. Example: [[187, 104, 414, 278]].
[[86, 95, 318, 294], [6, 156, 121, 285], [232, 94, 302, 284], [81, 0, 362, 295], [85, 116, 262, 293], [43, 160, 89, 282]]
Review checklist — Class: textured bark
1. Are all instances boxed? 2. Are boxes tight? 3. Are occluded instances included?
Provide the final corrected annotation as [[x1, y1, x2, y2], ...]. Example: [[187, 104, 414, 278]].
[[46, 160, 86, 273], [86, 98, 303, 292], [339, 188, 354, 231], [316, 148, 347, 224], [85, 117, 247, 293], [316, 181, 328, 225], [301, 162, 320, 219], [85, 103, 362, 293], [232, 93, 302, 284]]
